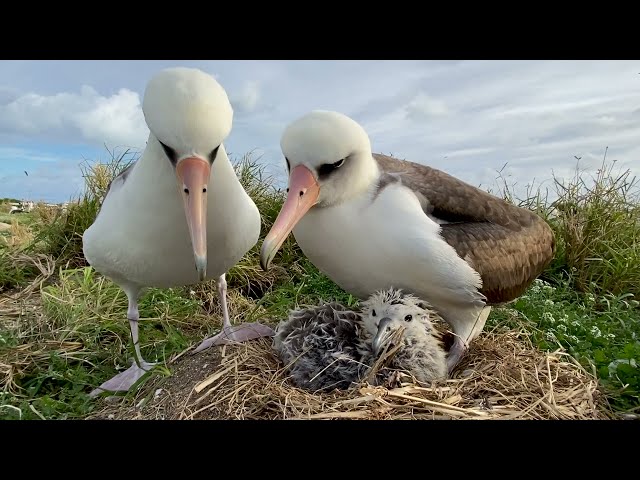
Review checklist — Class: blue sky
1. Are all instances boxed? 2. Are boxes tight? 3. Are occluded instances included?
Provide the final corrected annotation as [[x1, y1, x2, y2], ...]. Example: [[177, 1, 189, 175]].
[[1, 60, 639, 203]]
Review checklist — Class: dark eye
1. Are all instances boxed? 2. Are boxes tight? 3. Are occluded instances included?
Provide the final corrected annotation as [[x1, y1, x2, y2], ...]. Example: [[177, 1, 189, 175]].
[[404, 314, 413, 322], [285, 157, 290, 172], [209, 145, 220, 163], [318, 158, 346, 177], [372, 309, 376, 317], [159, 141, 177, 164]]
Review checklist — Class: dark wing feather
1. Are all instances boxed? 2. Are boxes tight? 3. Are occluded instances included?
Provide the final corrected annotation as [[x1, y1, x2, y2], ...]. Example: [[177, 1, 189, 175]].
[[95, 162, 136, 219], [372, 153, 556, 305], [103, 162, 135, 199]]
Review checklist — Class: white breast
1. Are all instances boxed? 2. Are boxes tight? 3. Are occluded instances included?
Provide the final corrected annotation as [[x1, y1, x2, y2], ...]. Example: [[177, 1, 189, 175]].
[[292, 183, 484, 311], [82, 152, 260, 289]]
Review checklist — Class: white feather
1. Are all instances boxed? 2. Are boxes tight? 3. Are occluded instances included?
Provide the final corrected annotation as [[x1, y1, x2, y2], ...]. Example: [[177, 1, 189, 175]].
[[82, 67, 260, 290]]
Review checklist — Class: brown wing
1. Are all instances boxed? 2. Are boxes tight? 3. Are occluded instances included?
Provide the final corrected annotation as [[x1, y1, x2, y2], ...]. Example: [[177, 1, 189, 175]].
[[373, 153, 556, 305]]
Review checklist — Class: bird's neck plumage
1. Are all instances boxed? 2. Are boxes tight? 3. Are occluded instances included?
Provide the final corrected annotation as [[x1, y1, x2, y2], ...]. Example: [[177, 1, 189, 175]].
[[124, 140, 250, 220], [360, 153, 382, 196]]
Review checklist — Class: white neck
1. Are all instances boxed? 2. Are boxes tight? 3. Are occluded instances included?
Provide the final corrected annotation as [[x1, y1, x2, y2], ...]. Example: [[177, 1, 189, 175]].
[[125, 138, 249, 221]]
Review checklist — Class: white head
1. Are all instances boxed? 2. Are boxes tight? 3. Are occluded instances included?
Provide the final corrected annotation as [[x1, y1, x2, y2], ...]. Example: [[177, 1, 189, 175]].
[[142, 67, 233, 281], [359, 288, 441, 356], [260, 110, 378, 270]]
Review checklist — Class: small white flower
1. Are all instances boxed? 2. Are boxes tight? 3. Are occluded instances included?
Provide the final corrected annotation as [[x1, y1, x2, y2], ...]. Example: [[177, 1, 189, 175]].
[[589, 326, 602, 338], [543, 285, 555, 293], [557, 324, 567, 332], [190, 289, 196, 296], [606, 333, 615, 340], [545, 331, 557, 341], [544, 299, 555, 306], [542, 312, 556, 323]]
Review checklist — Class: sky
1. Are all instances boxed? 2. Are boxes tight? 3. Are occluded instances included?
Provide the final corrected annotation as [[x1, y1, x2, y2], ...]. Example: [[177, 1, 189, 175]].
[[1, 60, 639, 203]]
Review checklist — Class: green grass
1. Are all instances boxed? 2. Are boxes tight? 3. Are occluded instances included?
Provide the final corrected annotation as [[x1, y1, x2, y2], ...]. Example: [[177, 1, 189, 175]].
[[489, 278, 640, 411], [1, 146, 639, 419], [0, 212, 36, 225]]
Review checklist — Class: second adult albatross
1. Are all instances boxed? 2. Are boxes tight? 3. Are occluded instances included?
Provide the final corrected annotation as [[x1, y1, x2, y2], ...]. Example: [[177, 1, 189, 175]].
[[260, 110, 555, 373], [83, 67, 274, 397]]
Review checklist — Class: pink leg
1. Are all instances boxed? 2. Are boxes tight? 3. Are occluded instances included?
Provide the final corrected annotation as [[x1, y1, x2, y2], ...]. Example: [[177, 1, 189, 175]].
[[89, 289, 156, 398], [193, 273, 274, 354]]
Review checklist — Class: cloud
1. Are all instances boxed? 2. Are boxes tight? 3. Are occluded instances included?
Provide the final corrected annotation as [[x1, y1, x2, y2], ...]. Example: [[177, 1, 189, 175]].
[[0, 146, 62, 164], [0, 85, 148, 148], [404, 92, 449, 121], [230, 80, 261, 113], [1, 60, 639, 205], [0, 85, 20, 104]]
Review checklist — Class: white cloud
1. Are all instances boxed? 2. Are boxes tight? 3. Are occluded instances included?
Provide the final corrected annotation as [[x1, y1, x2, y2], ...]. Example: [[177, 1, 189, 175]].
[[1, 60, 639, 204], [231, 80, 261, 113], [0, 146, 61, 164], [0, 85, 148, 148], [404, 92, 449, 120]]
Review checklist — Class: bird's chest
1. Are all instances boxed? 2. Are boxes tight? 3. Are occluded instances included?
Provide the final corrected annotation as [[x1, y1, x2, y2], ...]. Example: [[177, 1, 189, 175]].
[[84, 187, 250, 289], [293, 202, 407, 298]]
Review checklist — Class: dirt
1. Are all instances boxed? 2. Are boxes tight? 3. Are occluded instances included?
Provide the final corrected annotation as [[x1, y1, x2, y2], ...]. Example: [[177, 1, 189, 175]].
[[87, 344, 228, 420]]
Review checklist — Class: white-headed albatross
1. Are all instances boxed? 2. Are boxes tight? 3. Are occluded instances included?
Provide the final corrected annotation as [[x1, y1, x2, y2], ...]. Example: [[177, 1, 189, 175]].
[[260, 110, 555, 374], [83, 67, 274, 397]]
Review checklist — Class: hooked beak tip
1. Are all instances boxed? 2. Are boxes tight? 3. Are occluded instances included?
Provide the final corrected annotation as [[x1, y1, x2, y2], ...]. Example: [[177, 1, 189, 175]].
[[372, 318, 396, 355], [259, 243, 273, 271], [195, 255, 207, 281]]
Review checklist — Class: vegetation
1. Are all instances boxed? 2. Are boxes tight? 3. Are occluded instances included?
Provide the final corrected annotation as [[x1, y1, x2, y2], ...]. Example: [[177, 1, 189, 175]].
[[0, 147, 638, 419]]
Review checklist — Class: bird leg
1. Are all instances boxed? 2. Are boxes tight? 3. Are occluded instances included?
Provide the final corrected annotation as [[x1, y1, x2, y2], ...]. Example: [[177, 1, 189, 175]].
[[445, 306, 491, 375], [193, 273, 275, 353], [446, 336, 468, 375], [89, 292, 156, 398]]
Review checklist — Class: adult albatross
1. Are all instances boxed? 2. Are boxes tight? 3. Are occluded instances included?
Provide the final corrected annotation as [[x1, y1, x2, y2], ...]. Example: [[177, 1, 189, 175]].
[[83, 67, 274, 397], [260, 110, 555, 373]]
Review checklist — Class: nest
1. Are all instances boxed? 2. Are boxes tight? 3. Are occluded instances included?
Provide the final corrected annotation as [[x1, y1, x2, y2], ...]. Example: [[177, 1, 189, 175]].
[[88, 322, 612, 420]]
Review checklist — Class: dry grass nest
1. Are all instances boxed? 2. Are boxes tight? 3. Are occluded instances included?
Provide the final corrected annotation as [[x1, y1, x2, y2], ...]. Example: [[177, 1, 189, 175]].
[[89, 320, 614, 420]]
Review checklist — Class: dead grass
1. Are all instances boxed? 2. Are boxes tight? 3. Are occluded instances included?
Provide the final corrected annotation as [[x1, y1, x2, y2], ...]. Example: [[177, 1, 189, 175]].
[[9, 220, 33, 248], [0, 253, 57, 394], [87, 322, 613, 420]]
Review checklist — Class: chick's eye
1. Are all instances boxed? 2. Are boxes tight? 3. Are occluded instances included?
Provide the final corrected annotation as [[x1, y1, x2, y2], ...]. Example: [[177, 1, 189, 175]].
[[372, 310, 377, 317], [404, 314, 413, 322]]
